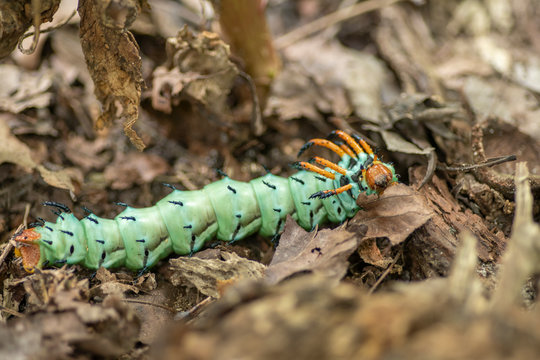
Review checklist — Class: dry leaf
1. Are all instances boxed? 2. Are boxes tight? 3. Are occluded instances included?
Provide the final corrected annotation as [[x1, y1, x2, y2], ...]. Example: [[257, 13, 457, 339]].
[[0, 0, 61, 58], [79, 0, 145, 150], [265, 216, 363, 285], [152, 27, 239, 115], [168, 250, 265, 298], [275, 38, 392, 122], [0, 64, 54, 113], [350, 183, 433, 246], [89, 267, 156, 298], [0, 116, 76, 193], [463, 76, 540, 142]]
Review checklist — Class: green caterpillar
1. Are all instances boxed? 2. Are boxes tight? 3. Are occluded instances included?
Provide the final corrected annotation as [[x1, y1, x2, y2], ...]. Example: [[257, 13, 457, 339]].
[[14, 131, 398, 271]]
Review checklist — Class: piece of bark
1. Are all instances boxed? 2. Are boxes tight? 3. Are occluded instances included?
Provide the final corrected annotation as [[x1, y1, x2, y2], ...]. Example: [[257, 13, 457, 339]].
[[406, 166, 506, 279]]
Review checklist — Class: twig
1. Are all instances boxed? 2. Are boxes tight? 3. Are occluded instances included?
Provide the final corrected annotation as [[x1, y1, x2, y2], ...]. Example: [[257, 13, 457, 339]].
[[18, 8, 77, 55], [368, 249, 401, 294], [275, 0, 403, 49], [177, 296, 214, 321], [417, 149, 437, 190], [122, 298, 177, 313], [439, 155, 517, 172], [238, 70, 264, 136], [0, 305, 24, 318]]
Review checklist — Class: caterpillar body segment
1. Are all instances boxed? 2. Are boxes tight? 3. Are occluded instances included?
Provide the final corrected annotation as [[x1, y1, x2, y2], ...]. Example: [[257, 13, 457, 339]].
[[14, 131, 398, 271]]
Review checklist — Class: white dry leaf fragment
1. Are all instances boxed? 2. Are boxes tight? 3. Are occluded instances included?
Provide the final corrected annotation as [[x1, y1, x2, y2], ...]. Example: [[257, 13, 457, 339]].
[[475, 35, 540, 93], [168, 251, 265, 298], [0, 64, 54, 113], [380, 130, 434, 155], [274, 38, 394, 123], [512, 55, 540, 94], [463, 76, 540, 142], [475, 36, 512, 75]]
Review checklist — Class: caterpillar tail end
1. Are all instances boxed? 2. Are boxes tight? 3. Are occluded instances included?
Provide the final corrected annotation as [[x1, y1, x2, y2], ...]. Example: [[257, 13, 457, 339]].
[[13, 228, 42, 273]]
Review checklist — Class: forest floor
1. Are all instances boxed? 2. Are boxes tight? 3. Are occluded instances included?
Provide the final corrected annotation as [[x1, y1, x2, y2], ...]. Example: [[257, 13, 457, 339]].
[[0, 0, 539, 359]]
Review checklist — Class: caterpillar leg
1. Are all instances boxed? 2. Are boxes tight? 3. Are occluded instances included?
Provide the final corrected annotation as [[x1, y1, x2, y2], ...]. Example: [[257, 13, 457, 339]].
[[350, 133, 375, 156], [309, 184, 353, 199], [292, 162, 336, 179], [330, 130, 364, 156], [297, 139, 346, 158], [310, 156, 347, 175]]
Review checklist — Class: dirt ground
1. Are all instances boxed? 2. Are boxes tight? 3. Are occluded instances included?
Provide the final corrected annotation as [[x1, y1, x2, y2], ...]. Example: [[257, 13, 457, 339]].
[[0, 1, 539, 359]]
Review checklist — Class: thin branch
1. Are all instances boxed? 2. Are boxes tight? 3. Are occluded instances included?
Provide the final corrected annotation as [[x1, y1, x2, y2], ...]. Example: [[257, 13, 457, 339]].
[[275, 0, 403, 49], [439, 155, 517, 172]]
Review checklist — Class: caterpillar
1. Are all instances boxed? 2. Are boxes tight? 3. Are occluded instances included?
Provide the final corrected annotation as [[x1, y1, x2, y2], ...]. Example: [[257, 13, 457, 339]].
[[14, 131, 397, 271]]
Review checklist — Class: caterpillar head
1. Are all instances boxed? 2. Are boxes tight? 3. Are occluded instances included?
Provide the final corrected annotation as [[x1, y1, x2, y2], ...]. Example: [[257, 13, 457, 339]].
[[364, 161, 397, 194], [13, 228, 41, 272], [297, 130, 398, 199]]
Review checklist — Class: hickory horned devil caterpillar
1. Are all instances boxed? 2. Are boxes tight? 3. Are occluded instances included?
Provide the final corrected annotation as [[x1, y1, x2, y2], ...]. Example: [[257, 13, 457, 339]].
[[14, 130, 398, 272]]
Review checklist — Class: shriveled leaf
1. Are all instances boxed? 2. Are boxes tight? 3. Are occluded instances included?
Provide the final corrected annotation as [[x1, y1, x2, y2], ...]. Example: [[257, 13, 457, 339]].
[[380, 130, 434, 155], [357, 238, 393, 268], [168, 250, 265, 298], [152, 27, 239, 115], [0, 64, 54, 112], [89, 267, 156, 298], [79, 0, 145, 150], [0, 116, 76, 193], [265, 217, 363, 285], [350, 183, 434, 246]]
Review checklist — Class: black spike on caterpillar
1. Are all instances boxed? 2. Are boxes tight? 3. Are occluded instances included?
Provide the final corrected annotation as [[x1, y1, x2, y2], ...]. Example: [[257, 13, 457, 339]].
[[14, 131, 398, 271]]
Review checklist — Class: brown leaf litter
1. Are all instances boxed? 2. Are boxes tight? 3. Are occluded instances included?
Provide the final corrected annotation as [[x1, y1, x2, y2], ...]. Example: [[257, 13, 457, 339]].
[[2, 268, 140, 358]]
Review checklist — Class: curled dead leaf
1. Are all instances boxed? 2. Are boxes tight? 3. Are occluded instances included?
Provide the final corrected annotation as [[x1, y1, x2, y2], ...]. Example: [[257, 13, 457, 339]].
[[168, 250, 265, 298], [152, 26, 239, 116], [79, 0, 145, 150]]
